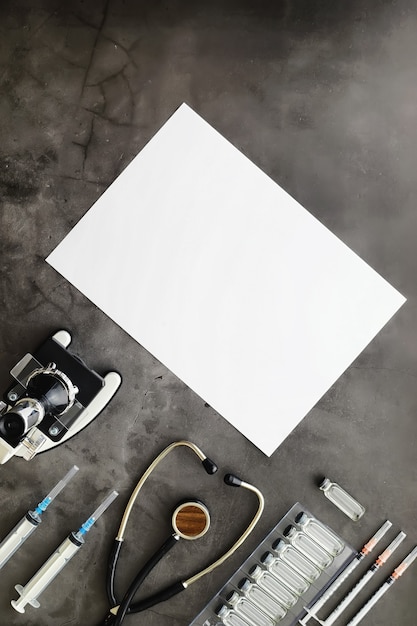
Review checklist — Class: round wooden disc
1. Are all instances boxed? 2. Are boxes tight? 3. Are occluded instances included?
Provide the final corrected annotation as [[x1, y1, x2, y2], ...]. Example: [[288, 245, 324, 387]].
[[172, 502, 210, 539]]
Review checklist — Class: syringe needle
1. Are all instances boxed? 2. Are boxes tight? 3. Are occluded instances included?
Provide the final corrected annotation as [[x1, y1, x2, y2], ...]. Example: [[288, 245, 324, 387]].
[[75, 490, 119, 539], [35, 465, 79, 513]]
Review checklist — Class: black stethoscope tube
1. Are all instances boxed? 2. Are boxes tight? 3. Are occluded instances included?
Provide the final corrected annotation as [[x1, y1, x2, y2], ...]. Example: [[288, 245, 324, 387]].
[[100, 535, 182, 625], [114, 534, 180, 625], [106, 539, 122, 607]]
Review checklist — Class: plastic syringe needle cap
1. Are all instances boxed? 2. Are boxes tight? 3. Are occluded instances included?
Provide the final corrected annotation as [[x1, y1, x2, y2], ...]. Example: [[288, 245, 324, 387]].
[[46, 465, 79, 502], [376, 531, 406, 565], [363, 520, 392, 554], [78, 490, 119, 536], [35, 465, 79, 514], [393, 546, 417, 578]]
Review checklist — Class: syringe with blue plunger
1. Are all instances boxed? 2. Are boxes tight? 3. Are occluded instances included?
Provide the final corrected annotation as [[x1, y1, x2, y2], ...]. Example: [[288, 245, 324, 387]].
[[0, 465, 79, 569], [11, 489, 118, 613]]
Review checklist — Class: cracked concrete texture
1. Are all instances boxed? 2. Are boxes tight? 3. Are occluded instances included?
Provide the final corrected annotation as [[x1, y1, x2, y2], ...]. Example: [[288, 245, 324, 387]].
[[1, 1, 417, 624]]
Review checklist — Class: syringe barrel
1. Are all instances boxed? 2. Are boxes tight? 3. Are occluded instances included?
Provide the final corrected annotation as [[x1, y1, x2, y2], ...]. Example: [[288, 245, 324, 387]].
[[0, 514, 40, 570], [304, 556, 360, 619], [11, 534, 82, 613], [324, 569, 374, 626], [346, 584, 389, 626]]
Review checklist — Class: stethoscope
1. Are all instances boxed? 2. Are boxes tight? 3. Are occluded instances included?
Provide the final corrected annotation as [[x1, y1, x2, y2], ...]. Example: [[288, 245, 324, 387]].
[[99, 440, 264, 625]]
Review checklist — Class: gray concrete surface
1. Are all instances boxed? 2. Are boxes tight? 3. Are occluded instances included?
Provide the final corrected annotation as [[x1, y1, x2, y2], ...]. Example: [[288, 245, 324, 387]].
[[1, 1, 416, 624]]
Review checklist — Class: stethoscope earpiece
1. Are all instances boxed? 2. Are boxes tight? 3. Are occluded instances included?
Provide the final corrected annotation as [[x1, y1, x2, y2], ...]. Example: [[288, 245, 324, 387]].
[[172, 500, 210, 540], [202, 457, 218, 474], [224, 473, 243, 487]]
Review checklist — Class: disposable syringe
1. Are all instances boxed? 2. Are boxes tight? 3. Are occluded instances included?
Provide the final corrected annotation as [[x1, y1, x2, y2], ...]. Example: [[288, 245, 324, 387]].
[[346, 546, 417, 626], [318, 530, 406, 626], [299, 520, 392, 625], [11, 489, 118, 613], [0, 465, 79, 570]]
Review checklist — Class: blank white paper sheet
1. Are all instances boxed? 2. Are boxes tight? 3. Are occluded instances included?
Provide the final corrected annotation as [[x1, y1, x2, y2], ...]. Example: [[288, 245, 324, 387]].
[[47, 103, 406, 455]]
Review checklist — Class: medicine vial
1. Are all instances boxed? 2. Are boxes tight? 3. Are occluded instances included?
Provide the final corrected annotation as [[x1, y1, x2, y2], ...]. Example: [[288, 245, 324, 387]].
[[248, 565, 298, 608], [238, 578, 287, 621], [294, 512, 345, 555], [271, 538, 321, 581], [216, 603, 253, 626], [261, 552, 310, 595], [226, 590, 275, 626], [283, 527, 333, 569], [319, 478, 365, 521]]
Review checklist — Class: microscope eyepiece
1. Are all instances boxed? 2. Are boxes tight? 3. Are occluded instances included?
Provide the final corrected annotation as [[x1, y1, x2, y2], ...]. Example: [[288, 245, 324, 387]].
[[0, 398, 45, 441], [0, 412, 27, 439]]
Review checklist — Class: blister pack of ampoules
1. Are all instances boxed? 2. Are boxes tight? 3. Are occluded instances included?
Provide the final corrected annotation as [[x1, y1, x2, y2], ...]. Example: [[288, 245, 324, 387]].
[[190, 503, 355, 626]]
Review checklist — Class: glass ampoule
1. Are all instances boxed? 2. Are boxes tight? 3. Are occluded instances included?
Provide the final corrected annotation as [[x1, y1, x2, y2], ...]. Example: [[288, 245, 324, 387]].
[[261, 552, 310, 595], [294, 512, 345, 555], [319, 478, 365, 521], [216, 603, 252, 626], [283, 526, 333, 569], [226, 590, 275, 626], [248, 564, 298, 609], [271, 538, 321, 581], [238, 578, 287, 621]]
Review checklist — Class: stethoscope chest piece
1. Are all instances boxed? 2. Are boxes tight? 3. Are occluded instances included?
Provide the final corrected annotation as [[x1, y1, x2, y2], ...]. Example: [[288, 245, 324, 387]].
[[172, 501, 210, 540]]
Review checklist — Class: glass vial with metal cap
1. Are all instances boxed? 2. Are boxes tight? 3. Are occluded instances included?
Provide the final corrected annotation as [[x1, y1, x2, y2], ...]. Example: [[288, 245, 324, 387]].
[[319, 478, 365, 521], [216, 603, 252, 626], [248, 565, 298, 608], [226, 590, 275, 626], [294, 512, 345, 555], [238, 578, 287, 621], [283, 526, 333, 569], [261, 552, 310, 595], [271, 538, 321, 581]]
